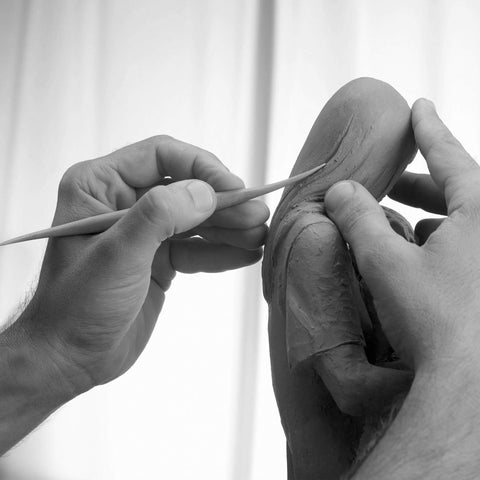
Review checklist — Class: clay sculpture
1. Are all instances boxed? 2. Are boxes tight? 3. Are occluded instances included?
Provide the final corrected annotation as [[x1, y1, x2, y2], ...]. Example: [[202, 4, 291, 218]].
[[262, 78, 418, 479]]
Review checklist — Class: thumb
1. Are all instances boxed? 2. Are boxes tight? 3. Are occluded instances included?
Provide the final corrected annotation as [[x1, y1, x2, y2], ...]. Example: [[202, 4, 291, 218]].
[[108, 179, 216, 257], [324, 181, 409, 279]]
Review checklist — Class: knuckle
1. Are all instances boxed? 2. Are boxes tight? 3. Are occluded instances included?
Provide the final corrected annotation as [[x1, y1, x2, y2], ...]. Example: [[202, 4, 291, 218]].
[[207, 165, 228, 184], [254, 224, 269, 247], [151, 134, 173, 145], [244, 200, 270, 225], [430, 128, 469, 161], [259, 202, 271, 222], [199, 147, 220, 164], [449, 170, 480, 210], [143, 186, 171, 217], [240, 225, 269, 249], [412, 114, 430, 137], [141, 186, 175, 237], [207, 152, 225, 172], [340, 206, 373, 236], [429, 134, 454, 158], [147, 135, 175, 161], [58, 162, 86, 195], [437, 129, 457, 147], [457, 200, 480, 224]]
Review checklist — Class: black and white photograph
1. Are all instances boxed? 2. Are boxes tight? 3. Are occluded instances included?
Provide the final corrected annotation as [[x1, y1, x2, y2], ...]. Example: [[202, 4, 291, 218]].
[[0, 1, 479, 479]]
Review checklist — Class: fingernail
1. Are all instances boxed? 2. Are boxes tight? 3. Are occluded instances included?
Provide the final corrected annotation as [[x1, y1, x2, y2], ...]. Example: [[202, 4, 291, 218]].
[[325, 181, 355, 213], [186, 180, 215, 212]]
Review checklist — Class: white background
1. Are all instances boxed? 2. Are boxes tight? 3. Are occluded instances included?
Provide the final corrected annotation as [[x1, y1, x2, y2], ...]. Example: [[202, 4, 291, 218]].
[[1, 1, 479, 479]]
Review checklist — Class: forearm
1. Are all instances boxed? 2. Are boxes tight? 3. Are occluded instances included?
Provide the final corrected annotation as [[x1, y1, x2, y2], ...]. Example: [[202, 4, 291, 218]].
[[0, 306, 77, 455], [351, 360, 480, 479]]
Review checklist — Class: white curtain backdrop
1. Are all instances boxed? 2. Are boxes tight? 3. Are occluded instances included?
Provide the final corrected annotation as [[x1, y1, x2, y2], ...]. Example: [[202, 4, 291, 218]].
[[1, 1, 479, 479]]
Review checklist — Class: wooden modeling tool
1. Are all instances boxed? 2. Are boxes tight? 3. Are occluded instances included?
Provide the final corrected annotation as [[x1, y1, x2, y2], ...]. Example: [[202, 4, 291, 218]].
[[0, 164, 326, 246]]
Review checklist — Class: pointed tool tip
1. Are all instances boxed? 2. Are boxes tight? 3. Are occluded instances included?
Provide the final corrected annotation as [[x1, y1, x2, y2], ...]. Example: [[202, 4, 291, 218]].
[[0, 234, 37, 246], [295, 163, 327, 181], [312, 163, 327, 173]]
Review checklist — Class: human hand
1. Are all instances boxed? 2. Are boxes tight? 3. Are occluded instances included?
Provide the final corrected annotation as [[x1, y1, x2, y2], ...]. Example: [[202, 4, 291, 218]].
[[269, 211, 413, 480], [16, 136, 269, 396], [324, 98, 480, 374]]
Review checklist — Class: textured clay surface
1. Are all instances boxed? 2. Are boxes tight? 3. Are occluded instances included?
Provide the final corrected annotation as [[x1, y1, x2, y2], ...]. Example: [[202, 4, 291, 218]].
[[262, 78, 417, 479]]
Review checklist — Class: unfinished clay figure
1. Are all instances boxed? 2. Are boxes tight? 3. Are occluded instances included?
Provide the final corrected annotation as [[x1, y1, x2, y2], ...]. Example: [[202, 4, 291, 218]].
[[262, 78, 418, 479]]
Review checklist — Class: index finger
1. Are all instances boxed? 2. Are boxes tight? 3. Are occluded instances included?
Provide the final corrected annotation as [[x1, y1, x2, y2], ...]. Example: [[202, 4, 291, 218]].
[[104, 135, 245, 191], [388, 171, 447, 215], [412, 99, 480, 213]]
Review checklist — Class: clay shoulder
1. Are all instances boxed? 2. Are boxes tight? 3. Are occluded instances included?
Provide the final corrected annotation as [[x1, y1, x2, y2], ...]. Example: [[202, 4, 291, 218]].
[[262, 208, 339, 301], [287, 214, 342, 257]]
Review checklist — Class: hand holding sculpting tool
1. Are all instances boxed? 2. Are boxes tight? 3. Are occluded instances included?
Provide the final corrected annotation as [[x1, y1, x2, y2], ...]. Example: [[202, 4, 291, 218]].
[[0, 164, 325, 246]]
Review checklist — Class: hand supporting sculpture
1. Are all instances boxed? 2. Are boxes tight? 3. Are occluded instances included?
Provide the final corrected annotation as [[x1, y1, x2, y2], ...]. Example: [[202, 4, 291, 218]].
[[326, 99, 480, 480]]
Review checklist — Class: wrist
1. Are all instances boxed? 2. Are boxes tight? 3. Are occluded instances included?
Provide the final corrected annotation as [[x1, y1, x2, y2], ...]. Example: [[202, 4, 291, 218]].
[[2, 299, 93, 405], [0, 304, 90, 454]]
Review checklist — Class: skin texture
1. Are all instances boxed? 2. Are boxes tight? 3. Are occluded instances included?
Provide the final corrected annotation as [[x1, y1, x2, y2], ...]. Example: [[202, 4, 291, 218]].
[[262, 78, 417, 479], [0, 135, 269, 455], [326, 99, 480, 479]]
